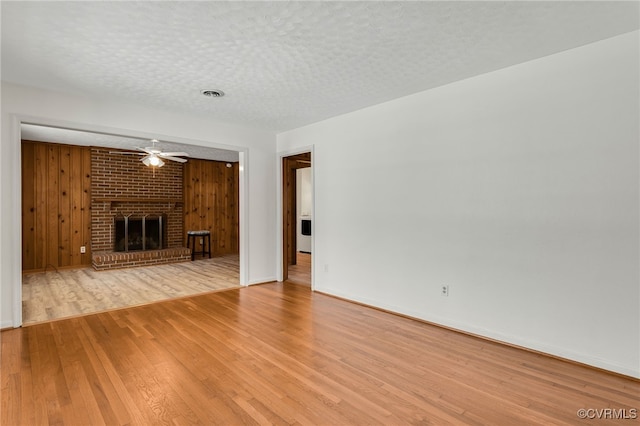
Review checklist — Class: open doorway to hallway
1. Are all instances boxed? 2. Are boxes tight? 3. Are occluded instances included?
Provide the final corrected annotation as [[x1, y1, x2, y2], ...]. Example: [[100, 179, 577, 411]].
[[282, 152, 312, 286]]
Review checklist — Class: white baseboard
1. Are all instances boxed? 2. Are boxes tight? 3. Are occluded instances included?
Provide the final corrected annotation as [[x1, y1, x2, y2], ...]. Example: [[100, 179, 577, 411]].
[[1, 320, 15, 330], [316, 286, 640, 379], [247, 277, 277, 286]]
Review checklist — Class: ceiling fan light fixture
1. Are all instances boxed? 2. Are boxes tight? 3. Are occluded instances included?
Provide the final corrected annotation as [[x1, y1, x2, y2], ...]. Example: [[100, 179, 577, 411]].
[[142, 154, 164, 168], [149, 155, 161, 166], [201, 89, 224, 98]]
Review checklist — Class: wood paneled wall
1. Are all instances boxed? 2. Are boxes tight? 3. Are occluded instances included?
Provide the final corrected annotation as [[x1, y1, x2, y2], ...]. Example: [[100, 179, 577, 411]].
[[22, 143, 239, 269], [183, 159, 239, 256], [22, 141, 92, 272]]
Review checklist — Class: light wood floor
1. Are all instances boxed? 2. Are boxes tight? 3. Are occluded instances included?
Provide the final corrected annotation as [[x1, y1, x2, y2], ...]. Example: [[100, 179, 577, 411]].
[[287, 252, 311, 285], [2, 282, 638, 425], [22, 254, 239, 325]]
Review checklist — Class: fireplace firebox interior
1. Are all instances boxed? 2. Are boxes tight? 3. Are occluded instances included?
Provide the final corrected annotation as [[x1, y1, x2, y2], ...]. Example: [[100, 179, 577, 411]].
[[115, 215, 166, 252]]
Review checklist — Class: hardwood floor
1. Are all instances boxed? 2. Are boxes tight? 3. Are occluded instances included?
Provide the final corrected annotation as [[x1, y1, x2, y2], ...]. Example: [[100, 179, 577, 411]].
[[287, 252, 311, 285], [2, 282, 638, 425], [22, 254, 239, 325]]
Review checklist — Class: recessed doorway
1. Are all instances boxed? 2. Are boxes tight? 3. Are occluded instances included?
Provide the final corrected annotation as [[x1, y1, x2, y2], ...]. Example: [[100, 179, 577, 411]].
[[282, 152, 312, 285]]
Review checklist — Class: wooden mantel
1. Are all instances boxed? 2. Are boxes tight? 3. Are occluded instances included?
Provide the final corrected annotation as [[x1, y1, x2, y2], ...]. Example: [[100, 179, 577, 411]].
[[92, 197, 183, 210]]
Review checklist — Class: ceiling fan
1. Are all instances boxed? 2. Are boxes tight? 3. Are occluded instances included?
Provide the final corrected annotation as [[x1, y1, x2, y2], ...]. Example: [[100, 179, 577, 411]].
[[113, 139, 189, 168]]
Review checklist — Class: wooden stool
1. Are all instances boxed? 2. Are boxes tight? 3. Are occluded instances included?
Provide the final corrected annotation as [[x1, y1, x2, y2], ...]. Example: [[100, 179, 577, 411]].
[[187, 230, 211, 260]]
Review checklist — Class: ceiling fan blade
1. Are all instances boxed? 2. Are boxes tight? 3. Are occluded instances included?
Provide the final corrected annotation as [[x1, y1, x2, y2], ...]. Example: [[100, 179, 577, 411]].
[[135, 146, 155, 154], [161, 156, 188, 163], [158, 152, 189, 157]]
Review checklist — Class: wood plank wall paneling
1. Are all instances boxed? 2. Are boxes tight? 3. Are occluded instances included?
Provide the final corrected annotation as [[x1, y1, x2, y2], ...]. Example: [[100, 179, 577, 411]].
[[282, 153, 311, 280], [183, 159, 239, 256], [21, 141, 92, 272]]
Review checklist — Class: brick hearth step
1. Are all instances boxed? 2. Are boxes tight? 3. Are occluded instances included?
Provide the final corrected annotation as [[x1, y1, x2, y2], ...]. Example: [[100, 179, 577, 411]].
[[92, 248, 192, 270]]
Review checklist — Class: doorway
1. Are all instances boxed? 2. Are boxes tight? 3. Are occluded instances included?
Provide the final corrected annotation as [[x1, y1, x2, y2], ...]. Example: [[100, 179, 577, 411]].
[[16, 122, 248, 325], [282, 152, 312, 285]]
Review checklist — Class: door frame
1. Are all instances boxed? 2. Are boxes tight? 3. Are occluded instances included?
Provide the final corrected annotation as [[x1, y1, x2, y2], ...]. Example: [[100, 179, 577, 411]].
[[8, 113, 250, 327], [277, 146, 314, 288]]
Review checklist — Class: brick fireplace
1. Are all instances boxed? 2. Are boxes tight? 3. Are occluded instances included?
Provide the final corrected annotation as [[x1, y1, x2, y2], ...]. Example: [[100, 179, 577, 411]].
[[90, 148, 190, 270]]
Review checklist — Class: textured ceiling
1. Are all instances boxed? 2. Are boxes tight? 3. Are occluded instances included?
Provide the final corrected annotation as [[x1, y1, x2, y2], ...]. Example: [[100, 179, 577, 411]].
[[2, 1, 639, 133]]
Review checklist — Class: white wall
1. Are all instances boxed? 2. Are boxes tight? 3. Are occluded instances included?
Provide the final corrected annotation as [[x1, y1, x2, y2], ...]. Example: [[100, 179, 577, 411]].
[[278, 31, 640, 378], [297, 167, 313, 218], [1, 83, 278, 327], [296, 167, 312, 252]]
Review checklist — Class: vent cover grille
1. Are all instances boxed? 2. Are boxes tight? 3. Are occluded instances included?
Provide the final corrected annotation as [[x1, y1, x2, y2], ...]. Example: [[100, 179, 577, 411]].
[[201, 89, 224, 98]]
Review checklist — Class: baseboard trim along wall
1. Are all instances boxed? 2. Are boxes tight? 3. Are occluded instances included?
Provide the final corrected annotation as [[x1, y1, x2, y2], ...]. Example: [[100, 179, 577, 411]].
[[248, 277, 278, 286], [315, 288, 640, 380], [0, 321, 14, 330]]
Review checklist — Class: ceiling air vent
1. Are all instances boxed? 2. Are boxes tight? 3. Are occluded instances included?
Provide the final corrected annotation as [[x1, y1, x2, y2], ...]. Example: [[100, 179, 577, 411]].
[[201, 89, 224, 98]]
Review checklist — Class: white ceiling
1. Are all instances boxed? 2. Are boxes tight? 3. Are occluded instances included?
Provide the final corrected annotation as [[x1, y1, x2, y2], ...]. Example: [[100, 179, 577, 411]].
[[2, 1, 639, 135]]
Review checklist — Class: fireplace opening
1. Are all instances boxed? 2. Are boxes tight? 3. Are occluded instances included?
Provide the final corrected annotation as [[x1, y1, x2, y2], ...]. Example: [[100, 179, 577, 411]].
[[114, 215, 166, 252]]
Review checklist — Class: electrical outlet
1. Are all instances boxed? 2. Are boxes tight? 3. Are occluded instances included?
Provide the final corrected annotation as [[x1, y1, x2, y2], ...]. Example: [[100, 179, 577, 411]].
[[200, 238, 204, 245], [80, 246, 86, 254], [441, 285, 449, 297], [324, 264, 329, 273]]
